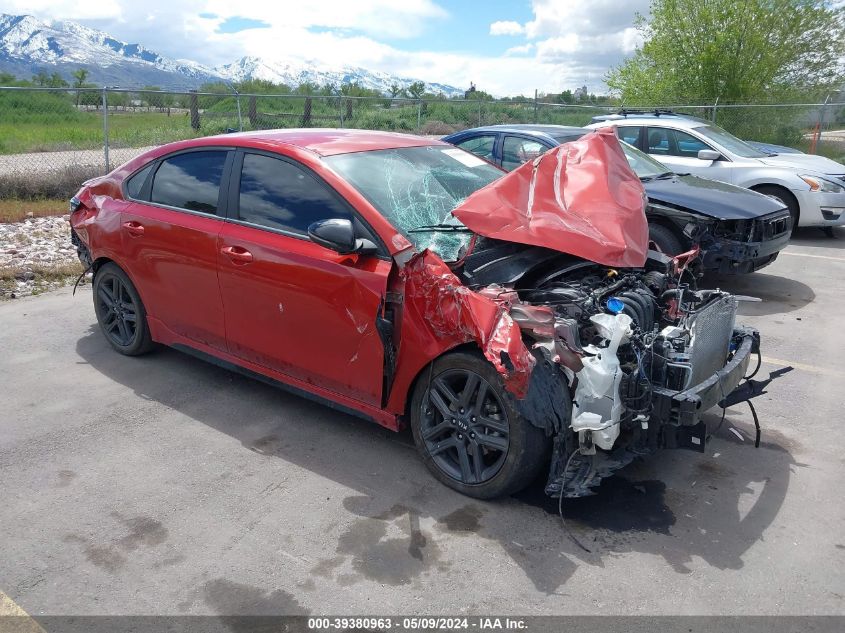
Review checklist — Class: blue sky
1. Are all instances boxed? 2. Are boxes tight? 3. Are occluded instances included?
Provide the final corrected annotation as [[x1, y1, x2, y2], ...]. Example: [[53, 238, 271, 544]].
[[2, 0, 650, 95]]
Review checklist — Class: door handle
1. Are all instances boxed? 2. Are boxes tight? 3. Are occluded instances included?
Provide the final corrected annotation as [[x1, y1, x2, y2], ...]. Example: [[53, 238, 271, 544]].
[[122, 221, 145, 236], [220, 245, 254, 263]]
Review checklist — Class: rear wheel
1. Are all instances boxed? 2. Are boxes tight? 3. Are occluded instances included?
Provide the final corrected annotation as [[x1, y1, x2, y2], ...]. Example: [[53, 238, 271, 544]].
[[410, 351, 548, 499], [648, 223, 686, 255], [753, 185, 799, 233], [93, 263, 154, 356]]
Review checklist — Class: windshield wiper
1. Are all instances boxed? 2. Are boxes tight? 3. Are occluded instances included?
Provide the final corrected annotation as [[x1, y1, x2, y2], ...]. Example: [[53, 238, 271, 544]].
[[407, 223, 472, 233], [654, 172, 676, 179]]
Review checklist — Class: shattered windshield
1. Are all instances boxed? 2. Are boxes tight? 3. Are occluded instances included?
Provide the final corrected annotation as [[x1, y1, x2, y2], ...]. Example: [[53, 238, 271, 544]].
[[325, 146, 503, 261]]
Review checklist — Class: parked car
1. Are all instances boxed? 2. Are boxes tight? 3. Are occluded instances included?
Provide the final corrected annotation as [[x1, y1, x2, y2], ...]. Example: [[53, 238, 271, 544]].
[[70, 128, 768, 500], [444, 124, 791, 274], [586, 113, 845, 231]]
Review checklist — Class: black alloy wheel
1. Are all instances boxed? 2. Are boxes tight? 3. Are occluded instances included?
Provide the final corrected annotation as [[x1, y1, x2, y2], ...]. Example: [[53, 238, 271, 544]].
[[420, 368, 510, 485], [97, 273, 138, 347], [410, 351, 549, 499], [93, 263, 154, 356]]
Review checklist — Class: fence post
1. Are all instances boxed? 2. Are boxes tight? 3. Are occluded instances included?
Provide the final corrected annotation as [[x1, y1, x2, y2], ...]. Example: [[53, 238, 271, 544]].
[[248, 96, 257, 127], [339, 97, 344, 128], [712, 97, 719, 123], [534, 89, 538, 123], [478, 100, 482, 126], [417, 101, 422, 131], [189, 91, 200, 130], [102, 87, 110, 173], [302, 97, 313, 127], [232, 86, 243, 131]]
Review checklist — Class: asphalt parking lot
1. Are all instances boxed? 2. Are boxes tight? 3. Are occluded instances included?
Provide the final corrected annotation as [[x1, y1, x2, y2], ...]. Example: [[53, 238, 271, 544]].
[[1, 228, 844, 617]]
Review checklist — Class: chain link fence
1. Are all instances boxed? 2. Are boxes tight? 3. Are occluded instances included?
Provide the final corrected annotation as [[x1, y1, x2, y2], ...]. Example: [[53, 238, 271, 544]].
[[1, 86, 843, 200]]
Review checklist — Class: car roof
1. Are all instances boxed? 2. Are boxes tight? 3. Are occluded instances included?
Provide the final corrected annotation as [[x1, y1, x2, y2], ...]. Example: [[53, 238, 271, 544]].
[[446, 124, 587, 141], [203, 128, 446, 156], [589, 115, 710, 131]]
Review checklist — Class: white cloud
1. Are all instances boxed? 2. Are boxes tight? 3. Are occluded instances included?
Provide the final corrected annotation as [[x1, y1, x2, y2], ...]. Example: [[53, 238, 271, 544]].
[[504, 43, 534, 56], [2, 0, 648, 94], [489, 20, 524, 36]]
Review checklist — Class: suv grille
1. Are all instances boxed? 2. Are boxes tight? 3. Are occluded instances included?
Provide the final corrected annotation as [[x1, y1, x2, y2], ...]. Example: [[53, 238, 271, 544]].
[[751, 210, 792, 241]]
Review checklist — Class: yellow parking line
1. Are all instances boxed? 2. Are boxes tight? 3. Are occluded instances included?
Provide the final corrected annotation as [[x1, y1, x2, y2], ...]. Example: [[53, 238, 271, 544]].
[[781, 251, 845, 262], [762, 356, 845, 379], [0, 590, 45, 633]]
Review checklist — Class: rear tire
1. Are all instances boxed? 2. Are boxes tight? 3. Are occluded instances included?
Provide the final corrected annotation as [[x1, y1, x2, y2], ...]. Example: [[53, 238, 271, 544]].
[[93, 263, 154, 356], [410, 351, 548, 499], [753, 185, 799, 233], [648, 223, 686, 255]]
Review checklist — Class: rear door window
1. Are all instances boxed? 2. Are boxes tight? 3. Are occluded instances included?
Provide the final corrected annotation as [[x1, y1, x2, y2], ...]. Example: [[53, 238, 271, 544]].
[[502, 136, 547, 171], [237, 153, 351, 235], [646, 127, 672, 155], [615, 126, 642, 147], [455, 135, 496, 162], [150, 151, 228, 214]]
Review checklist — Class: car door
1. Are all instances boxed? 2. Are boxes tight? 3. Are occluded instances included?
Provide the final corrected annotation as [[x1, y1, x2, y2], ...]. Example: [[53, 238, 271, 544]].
[[120, 148, 231, 351], [645, 127, 734, 183], [217, 150, 391, 406]]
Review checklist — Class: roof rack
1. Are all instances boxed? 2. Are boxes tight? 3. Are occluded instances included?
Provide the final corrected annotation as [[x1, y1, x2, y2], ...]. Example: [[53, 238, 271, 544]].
[[617, 108, 676, 117]]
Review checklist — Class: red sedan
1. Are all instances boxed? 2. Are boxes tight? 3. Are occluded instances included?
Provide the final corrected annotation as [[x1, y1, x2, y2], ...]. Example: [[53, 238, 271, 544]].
[[70, 128, 764, 500]]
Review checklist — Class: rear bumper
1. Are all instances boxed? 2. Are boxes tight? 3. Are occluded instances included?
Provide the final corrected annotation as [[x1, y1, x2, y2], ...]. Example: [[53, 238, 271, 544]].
[[651, 326, 759, 428]]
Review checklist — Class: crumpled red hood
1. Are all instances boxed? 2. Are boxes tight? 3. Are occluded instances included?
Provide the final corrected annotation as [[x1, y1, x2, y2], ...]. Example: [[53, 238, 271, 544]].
[[452, 127, 649, 268]]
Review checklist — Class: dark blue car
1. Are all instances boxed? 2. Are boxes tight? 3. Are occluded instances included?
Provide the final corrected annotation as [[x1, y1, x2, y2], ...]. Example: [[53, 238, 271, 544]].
[[443, 124, 792, 274]]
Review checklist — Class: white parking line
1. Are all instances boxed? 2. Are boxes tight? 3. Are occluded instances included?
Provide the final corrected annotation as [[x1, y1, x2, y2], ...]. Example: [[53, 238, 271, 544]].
[[0, 590, 45, 632], [762, 356, 845, 379], [781, 251, 845, 263]]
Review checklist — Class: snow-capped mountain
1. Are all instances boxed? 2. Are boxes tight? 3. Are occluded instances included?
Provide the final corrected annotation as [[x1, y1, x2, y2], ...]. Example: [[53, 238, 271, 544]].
[[0, 14, 218, 87], [0, 13, 463, 96], [215, 56, 463, 97]]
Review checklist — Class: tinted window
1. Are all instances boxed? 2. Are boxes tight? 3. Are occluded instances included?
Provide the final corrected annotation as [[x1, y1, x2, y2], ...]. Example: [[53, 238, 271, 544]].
[[455, 135, 496, 161], [125, 164, 153, 200], [672, 130, 710, 157], [647, 128, 671, 155], [616, 126, 642, 146], [150, 151, 227, 213], [502, 137, 547, 171], [238, 153, 350, 234]]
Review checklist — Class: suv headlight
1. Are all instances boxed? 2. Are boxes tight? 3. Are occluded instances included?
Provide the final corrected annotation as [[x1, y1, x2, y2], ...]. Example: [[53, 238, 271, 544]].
[[800, 175, 845, 194]]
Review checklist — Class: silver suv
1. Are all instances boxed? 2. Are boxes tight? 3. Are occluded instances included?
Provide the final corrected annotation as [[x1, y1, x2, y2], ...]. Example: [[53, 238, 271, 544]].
[[588, 113, 845, 230]]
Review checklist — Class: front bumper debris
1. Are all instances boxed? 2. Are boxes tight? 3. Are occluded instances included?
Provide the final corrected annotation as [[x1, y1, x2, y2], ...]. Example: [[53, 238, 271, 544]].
[[652, 326, 758, 428]]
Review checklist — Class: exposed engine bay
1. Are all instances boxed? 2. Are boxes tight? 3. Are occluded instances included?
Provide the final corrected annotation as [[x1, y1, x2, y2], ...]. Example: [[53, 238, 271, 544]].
[[452, 238, 763, 498]]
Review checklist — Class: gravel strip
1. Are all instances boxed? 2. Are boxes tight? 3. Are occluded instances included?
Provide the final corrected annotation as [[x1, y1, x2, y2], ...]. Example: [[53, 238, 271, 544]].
[[0, 215, 83, 299]]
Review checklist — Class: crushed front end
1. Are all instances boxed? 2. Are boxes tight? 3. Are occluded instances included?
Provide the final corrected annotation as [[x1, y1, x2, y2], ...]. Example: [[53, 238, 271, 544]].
[[448, 242, 762, 498]]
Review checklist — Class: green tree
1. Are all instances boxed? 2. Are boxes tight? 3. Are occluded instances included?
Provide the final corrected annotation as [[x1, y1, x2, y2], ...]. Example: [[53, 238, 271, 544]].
[[47, 72, 68, 88], [607, 0, 845, 104], [406, 81, 426, 99], [389, 82, 405, 98], [72, 68, 90, 106], [32, 71, 49, 86]]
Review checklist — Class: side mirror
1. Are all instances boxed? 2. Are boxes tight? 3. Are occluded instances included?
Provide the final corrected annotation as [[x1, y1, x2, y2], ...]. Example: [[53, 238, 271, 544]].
[[698, 149, 722, 161], [307, 218, 377, 255]]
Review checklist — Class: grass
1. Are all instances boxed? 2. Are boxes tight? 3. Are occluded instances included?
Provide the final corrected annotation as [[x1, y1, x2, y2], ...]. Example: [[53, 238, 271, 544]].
[[0, 198, 66, 222], [0, 261, 84, 298]]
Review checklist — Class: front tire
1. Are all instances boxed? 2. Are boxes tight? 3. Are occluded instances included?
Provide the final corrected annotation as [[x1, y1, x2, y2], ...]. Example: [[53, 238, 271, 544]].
[[93, 263, 154, 356], [753, 185, 799, 233], [648, 223, 686, 255], [410, 351, 548, 499]]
